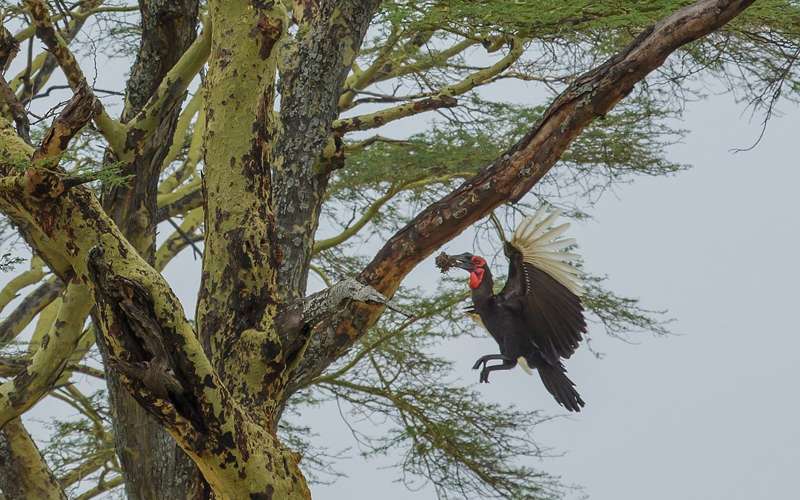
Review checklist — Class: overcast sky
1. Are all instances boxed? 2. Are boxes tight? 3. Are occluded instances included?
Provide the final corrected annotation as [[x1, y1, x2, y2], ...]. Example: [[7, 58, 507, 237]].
[[2, 18, 799, 500], [307, 89, 800, 499]]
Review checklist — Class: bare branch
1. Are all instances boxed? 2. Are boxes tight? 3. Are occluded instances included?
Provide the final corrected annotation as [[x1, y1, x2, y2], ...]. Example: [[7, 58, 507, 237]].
[[23, 0, 125, 150], [0, 281, 92, 428], [0, 278, 63, 348], [331, 38, 523, 134]]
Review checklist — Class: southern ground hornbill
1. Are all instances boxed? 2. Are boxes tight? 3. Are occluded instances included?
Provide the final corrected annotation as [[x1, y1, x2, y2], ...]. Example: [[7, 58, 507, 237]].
[[436, 208, 587, 412]]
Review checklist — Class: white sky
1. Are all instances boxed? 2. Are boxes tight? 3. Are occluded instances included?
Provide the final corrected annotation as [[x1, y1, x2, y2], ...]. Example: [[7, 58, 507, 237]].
[[304, 87, 800, 499], [2, 17, 800, 500]]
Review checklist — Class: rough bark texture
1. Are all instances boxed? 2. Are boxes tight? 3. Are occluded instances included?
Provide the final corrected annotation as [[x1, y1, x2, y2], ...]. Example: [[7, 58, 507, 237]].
[[197, 0, 285, 418], [0, 116, 309, 498], [97, 1, 203, 499], [102, 0, 199, 256], [0, 0, 757, 498], [0, 418, 65, 500], [272, 0, 382, 304], [288, 0, 757, 390]]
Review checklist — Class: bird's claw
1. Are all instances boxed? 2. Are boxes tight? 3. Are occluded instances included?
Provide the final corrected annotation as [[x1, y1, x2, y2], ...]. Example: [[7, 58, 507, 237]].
[[479, 368, 490, 383]]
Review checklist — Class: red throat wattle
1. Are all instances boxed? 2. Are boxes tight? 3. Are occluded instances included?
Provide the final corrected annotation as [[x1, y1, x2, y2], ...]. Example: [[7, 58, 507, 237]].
[[469, 268, 485, 289], [468, 256, 487, 289]]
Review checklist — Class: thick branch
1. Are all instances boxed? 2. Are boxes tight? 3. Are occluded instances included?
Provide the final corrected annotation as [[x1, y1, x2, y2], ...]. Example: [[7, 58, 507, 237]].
[[96, 3, 204, 494], [0, 278, 63, 348], [0, 256, 45, 314], [290, 0, 757, 388], [0, 116, 292, 497], [0, 418, 65, 499], [0, 282, 92, 428], [271, 0, 382, 307]]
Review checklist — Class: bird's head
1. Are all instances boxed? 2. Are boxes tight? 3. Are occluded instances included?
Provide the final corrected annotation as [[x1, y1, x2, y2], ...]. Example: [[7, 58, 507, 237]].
[[436, 252, 488, 289], [447, 252, 485, 271]]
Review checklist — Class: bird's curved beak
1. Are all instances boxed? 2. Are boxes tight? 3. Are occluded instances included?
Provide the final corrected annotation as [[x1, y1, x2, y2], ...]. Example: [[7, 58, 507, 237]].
[[450, 253, 474, 271]]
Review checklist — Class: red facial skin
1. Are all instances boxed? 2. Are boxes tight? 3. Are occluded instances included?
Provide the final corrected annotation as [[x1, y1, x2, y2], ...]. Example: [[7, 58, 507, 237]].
[[468, 256, 487, 289]]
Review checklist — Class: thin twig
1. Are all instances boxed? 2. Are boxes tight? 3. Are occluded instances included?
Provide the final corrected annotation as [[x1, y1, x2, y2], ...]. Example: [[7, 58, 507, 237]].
[[166, 217, 203, 260]]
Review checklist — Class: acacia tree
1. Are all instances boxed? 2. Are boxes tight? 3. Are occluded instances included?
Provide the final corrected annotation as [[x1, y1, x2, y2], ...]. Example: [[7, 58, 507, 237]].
[[0, 0, 797, 498]]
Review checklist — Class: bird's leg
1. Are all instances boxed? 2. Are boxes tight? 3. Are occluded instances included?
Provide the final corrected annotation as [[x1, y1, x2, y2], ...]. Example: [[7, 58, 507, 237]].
[[479, 358, 517, 383], [472, 354, 508, 370]]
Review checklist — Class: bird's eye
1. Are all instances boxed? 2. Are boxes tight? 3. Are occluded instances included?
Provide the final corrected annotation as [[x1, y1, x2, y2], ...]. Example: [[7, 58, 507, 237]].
[[471, 256, 486, 267]]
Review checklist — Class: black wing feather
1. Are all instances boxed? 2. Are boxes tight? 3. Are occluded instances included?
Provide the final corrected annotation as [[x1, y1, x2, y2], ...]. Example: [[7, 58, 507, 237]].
[[498, 242, 586, 361]]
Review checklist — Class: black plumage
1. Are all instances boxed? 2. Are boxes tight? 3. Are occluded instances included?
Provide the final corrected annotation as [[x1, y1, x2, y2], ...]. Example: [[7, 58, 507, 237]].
[[439, 211, 587, 412]]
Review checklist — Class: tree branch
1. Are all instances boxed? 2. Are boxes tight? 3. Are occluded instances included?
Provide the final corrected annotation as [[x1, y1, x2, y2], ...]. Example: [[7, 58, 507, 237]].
[[332, 94, 458, 134], [0, 278, 63, 348], [21, 82, 100, 201], [124, 17, 211, 138], [0, 256, 45, 314], [290, 0, 758, 389], [0, 73, 30, 143], [0, 281, 92, 429], [277, 276, 412, 365], [159, 89, 204, 176], [331, 38, 523, 134], [313, 173, 471, 254], [155, 208, 204, 271], [23, 0, 125, 151], [0, 418, 65, 499], [270, 0, 382, 310]]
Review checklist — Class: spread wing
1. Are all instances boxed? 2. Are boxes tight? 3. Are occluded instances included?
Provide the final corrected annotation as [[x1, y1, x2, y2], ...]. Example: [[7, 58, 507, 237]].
[[498, 209, 587, 361]]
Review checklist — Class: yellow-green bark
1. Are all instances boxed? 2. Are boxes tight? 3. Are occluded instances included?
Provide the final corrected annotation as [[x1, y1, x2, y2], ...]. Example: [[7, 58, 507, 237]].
[[0, 418, 65, 499], [0, 277, 92, 429], [0, 256, 45, 312], [197, 0, 287, 414]]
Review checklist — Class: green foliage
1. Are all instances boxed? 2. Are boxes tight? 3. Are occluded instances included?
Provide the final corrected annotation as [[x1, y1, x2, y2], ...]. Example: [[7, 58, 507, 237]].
[[293, 284, 567, 498], [381, 0, 684, 40], [5, 0, 800, 499]]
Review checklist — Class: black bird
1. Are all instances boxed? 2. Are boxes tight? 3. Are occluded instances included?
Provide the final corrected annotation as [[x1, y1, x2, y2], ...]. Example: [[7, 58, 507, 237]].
[[437, 209, 587, 411]]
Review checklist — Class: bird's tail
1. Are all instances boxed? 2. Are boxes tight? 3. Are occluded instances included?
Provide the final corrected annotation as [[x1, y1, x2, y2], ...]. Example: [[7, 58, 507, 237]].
[[537, 362, 585, 412]]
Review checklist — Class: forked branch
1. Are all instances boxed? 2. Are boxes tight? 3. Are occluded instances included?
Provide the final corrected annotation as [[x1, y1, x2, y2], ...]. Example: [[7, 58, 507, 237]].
[[290, 0, 758, 387]]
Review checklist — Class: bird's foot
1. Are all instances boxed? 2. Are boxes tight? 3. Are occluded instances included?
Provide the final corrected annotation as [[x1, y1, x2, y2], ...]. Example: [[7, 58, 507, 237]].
[[471, 354, 495, 370], [479, 368, 490, 383]]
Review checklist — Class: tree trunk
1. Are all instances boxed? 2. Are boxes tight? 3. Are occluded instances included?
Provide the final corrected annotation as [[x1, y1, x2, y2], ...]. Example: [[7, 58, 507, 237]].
[[0, 0, 760, 498], [98, 1, 203, 498]]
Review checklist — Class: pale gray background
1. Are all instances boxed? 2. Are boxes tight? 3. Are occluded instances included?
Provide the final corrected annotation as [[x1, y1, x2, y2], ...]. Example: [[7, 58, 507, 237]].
[[2, 30, 798, 500], [308, 88, 800, 500]]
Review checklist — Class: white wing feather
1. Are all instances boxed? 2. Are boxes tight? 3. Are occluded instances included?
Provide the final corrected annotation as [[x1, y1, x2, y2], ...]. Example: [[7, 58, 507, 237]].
[[510, 209, 584, 296]]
